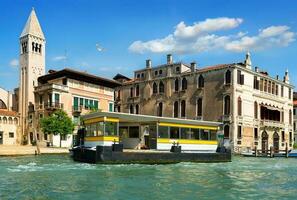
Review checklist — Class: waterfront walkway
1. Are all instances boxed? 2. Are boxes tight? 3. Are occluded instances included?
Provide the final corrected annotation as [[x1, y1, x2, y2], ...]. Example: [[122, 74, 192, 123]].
[[0, 145, 69, 156]]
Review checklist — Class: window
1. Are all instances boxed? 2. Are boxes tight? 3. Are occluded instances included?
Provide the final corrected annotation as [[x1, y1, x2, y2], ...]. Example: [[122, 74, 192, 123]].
[[141, 73, 144, 78], [201, 130, 208, 140], [198, 75, 204, 88], [253, 76, 259, 89], [62, 78, 67, 85], [159, 81, 165, 93], [159, 69, 163, 75], [224, 125, 229, 138], [130, 87, 134, 97], [181, 100, 186, 118], [197, 98, 202, 116], [117, 90, 121, 100], [238, 97, 242, 116], [289, 132, 293, 143], [281, 86, 284, 97], [158, 102, 163, 117], [135, 104, 139, 114], [117, 106, 121, 112], [129, 126, 139, 138], [181, 128, 191, 139], [254, 128, 258, 139], [174, 79, 179, 91], [268, 81, 271, 93], [281, 131, 285, 142], [173, 101, 179, 118], [44, 133, 48, 140], [154, 71, 158, 76], [294, 109, 296, 116], [289, 88, 292, 99], [170, 127, 179, 139], [105, 122, 117, 136], [109, 103, 113, 112], [54, 93, 60, 103], [176, 67, 180, 73], [136, 85, 140, 96], [158, 126, 168, 138], [137, 74, 140, 79], [224, 95, 230, 115], [272, 82, 275, 94], [237, 126, 242, 139], [9, 132, 14, 138], [254, 101, 258, 119], [294, 122, 296, 131], [182, 78, 187, 90], [260, 78, 263, 91], [289, 110, 292, 125], [225, 70, 231, 84], [276, 84, 279, 96], [129, 105, 134, 114], [153, 82, 158, 94], [237, 70, 243, 85]]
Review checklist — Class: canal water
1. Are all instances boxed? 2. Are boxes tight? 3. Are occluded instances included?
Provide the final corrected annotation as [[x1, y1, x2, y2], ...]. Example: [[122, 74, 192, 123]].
[[0, 155, 296, 200]]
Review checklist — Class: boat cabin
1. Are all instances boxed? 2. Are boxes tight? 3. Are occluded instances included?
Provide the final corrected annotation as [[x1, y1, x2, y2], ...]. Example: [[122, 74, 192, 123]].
[[81, 112, 223, 152]]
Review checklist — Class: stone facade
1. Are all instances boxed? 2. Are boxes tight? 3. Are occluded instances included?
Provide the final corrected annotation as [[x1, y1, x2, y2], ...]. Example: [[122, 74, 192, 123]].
[[114, 54, 294, 153], [0, 110, 20, 145]]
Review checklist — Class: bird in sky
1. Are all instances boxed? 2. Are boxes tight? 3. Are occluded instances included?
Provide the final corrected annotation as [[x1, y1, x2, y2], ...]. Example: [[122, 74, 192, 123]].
[[96, 43, 105, 52]]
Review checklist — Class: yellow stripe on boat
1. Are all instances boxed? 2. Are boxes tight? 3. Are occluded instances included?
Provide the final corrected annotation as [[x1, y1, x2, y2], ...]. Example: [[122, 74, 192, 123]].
[[157, 138, 217, 145], [158, 122, 219, 130], [85, 136, 119, 142], [85, 117, 119, 124]]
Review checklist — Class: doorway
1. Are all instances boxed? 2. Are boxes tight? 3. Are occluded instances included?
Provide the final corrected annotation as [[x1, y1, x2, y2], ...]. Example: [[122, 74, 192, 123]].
[[261, 131, 268, 153], [273, 132, 279, 153], [0, 131, 3, 144]]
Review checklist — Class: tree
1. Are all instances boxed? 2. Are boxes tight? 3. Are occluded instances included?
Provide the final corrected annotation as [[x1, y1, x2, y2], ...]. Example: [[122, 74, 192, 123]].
[[40, 110, 74, 147]]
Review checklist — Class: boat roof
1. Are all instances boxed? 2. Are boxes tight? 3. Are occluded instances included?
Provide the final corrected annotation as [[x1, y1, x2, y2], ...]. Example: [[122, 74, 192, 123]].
[[82, 111, 222, 128]]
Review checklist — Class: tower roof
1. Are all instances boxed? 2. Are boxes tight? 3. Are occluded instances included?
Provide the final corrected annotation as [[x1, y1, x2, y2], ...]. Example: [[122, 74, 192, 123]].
[[20, 8, 45, 39]]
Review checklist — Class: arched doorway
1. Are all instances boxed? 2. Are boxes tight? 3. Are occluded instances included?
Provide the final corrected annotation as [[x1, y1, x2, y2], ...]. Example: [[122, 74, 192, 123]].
[[261, 131, 268, 153], [224, 125, 229, 139], [273, 132, 279, 153]]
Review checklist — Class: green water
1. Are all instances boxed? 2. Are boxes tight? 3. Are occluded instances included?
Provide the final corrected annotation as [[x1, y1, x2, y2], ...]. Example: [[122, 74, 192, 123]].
[[0, 155, 296, 200]]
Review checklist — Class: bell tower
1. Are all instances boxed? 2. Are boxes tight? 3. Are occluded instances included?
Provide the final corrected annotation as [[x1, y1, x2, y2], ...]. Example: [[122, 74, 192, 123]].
[[19, 8, 45, 140]]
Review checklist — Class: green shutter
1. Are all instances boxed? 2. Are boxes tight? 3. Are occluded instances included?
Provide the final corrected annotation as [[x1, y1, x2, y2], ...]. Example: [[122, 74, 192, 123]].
[[109, 103, 113, 112], [85, 99, 89, 109], [94, 101, 99, 110]]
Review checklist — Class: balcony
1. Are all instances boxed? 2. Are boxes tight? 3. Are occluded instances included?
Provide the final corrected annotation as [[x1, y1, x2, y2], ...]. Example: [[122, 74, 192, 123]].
[[72, 105, 83, 114], [44, 102, 64, 110], [221, 114, 232, 122], [260, 120, 285, 128], [35, 83, 69, 93]]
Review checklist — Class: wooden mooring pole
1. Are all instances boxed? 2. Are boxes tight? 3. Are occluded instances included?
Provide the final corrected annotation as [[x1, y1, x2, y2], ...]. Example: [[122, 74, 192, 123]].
[[254, 146, 258, 157], [270, 146, 273, 158], [286, 143, 289, 158]]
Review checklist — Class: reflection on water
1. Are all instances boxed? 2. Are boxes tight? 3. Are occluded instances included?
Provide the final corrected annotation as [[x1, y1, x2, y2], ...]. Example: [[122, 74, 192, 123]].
[[0, 155, 297, 199]]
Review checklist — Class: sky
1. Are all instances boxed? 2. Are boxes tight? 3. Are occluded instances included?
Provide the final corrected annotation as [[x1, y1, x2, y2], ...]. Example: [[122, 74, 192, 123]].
[[0, 0, 297, 91]]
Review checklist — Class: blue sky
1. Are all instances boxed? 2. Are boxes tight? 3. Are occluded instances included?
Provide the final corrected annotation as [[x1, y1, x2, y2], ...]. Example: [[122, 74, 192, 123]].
[[0, 0, 296, 91]]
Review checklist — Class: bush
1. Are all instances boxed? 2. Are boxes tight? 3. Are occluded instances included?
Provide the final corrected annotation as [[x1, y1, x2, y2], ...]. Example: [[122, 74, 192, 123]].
[[293, 143, 297, 149], [31, 140, 37, 146]]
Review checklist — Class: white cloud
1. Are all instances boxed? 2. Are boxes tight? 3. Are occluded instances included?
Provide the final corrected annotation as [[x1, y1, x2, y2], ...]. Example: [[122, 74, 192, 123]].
[[129, 17, 295, 54], [52, 56, 67, 61], [9, 59, 18, 68]]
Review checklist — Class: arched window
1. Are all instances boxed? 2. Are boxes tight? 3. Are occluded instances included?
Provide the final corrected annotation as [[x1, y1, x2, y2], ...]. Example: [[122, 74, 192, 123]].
[[3, 117, 7, 124], [136, 85, 140, 97], [153, 82, 158, 94], [224, 95, 230, 115], [224, 125, 230, 138], [158, 102, 163, 117], [197, 98, 202, 116], [130, 87, 134, 97], [238, 97, 242, 116], [117, 106, 121, 112], [182, 78, 187, 90], [159, 81, 165, 93], [198, 75, 204, 88], [289, 109, 292, 125], [174, 101, 179, 118], [135, 104, 139, 114], [225, 70, 231, 84], [0, 99, 7, 109], [129, 105, 134, 114], [174, 79, 179, 92], [181, 100, 186, 118], [32, 42, 35, 51], [117, 90, 121, 100], [8, 117, 13, 124], [254, 101, 258, 119]]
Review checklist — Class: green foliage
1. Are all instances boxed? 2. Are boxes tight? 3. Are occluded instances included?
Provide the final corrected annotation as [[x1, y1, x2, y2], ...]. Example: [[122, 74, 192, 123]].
[[293, 143, 297, 149], [40, 110, 75, 137]]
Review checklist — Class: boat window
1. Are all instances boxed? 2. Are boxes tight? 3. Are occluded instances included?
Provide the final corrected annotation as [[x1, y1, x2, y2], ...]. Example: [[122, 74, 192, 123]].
[[201, 130, 208, 140], [170, 127, 179, 139], [97, 122, 104, 136], [158, 126, 168, 138], [90, 123, 97, 136], [210, 130, 217, 141], [105, 122, 117, 136], [181, 128, 191, 139], [85, 125, 91, 137], [129, 126, 139, 138], [192, 128, 200, 140]]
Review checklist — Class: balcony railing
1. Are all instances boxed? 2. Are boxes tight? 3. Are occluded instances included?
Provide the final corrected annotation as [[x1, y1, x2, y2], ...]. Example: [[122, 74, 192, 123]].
[[35, 83, 69, 93], [72, 105, 83, 113], [260, 119, 284, 127], [44, 102, 64, 110]]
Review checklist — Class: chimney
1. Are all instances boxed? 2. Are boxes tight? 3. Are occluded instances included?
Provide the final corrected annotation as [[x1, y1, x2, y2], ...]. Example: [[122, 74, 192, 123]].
[[255, 67, 259, 72], [284, 69, 289, 83], [146, 59, 152, 68], [190, 62, 196, 72], [167, 54, 173, 64]]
